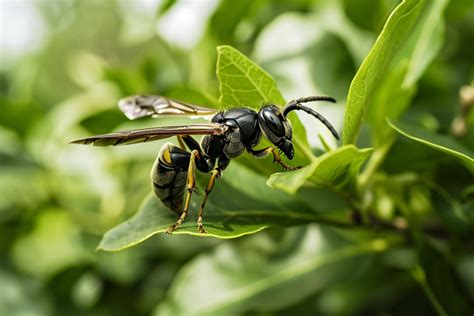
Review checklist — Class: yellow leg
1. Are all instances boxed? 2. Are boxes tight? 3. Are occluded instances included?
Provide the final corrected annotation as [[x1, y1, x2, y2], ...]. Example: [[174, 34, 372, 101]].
[[197, 168, 221, 234], [269, 147, 301, 170], [165, 150, 198, 234], [176, 135, 186, 150], [249, 147, 301, 170]]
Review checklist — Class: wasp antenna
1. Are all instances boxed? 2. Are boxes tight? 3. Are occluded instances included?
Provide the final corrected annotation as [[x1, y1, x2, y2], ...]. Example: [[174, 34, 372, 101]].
[[291, 96, 336, 105], [283, 96, 336, 116], [283, 100, 339, 140]]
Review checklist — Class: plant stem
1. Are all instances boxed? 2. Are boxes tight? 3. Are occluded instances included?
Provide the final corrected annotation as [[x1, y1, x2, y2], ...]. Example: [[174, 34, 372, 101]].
[[410, 265, 448, 316], [357, 139, 394, 191]]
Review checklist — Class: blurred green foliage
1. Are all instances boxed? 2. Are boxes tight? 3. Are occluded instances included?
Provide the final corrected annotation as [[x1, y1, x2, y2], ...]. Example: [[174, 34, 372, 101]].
[[1, 0, 473, 315]]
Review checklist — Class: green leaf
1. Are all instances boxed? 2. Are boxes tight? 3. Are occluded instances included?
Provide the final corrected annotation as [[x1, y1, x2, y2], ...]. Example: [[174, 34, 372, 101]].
[[154, 227, 392, 316], [217, 45, 285, 109], [216, 45, 313, 173], [343, 0, 449, 146], [98, 194, 264, 250], [98, 163, 348, 250], [388, 120, 474, 171], [267, 145, 373, 194]]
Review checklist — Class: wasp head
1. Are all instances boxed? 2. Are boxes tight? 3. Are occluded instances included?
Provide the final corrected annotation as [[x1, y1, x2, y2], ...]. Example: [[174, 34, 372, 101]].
[[258, 105, 294, 159]]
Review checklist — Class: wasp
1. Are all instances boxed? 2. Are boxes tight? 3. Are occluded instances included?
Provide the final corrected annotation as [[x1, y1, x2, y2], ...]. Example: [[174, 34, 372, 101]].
[[71, 95, 339, 234]]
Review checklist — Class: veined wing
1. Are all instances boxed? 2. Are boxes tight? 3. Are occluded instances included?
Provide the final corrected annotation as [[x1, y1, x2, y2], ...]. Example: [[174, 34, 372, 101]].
[[70, 123, 227, 146], [118, 95, 218, 120]]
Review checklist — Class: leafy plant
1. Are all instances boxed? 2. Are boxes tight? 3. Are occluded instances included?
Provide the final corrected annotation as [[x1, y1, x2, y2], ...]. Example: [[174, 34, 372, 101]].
[[99, 45, 371, 245], [95, 1, 473, 314], [2, 0, 473, 315]]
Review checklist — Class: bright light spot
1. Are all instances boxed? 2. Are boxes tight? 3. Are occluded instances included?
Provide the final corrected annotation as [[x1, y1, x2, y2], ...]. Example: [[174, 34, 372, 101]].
[[155, 0, 218, 50], [0, 1, 46, 69], [255, 12, 323, 61]]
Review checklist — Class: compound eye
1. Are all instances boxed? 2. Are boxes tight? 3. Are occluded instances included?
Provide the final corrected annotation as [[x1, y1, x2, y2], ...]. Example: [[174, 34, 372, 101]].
[[262, 109, 285, 137]]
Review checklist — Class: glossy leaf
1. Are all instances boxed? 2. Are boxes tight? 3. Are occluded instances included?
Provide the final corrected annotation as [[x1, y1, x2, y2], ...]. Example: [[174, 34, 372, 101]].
[[98, 163, 348, 250], [267, 145, 373, 194], [217, 45, 284, 107], [343, 0, 448, 145], [3, 0, 474, 315], [389, 120, 474, 171]]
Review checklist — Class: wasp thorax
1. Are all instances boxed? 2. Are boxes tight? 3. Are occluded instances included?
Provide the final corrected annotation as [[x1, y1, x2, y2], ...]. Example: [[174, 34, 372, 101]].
[[258, 105, 294, 159]]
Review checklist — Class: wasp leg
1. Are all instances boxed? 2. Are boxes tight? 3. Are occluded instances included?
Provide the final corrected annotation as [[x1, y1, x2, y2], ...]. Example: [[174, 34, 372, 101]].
[[177, 135, 212, 173], [165, 149, 199, 234], [248, 147, 301, 170], [176, 136, 186, 150], [196, 157, 228, 234], [177, 135, 204, 152], [196, 168, 220, 234]]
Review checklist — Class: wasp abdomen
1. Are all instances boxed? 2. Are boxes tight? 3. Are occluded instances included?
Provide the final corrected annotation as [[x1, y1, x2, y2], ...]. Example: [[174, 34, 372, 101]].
[[151, 144, 189, 214]]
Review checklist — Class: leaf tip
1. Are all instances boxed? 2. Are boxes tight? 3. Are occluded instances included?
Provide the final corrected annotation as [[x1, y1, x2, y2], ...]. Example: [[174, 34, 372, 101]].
[[216, 45, 234, 54]]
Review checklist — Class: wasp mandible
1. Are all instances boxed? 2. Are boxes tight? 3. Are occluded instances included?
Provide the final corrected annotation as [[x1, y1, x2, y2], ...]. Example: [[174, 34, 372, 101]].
[[71, 95, 339, 234]]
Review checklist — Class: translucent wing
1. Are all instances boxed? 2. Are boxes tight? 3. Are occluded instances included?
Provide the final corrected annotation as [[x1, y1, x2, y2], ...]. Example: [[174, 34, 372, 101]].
[[118, 95, 218, 120], [70, 123, 227, 146]]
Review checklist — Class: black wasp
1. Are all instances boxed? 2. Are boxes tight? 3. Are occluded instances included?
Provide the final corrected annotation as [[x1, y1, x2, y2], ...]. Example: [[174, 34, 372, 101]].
[[71, 95, 339, 234]]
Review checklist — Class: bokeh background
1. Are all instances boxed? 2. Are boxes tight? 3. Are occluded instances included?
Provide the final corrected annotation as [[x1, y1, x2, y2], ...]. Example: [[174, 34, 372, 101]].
[[1, 0, 473, 315]]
